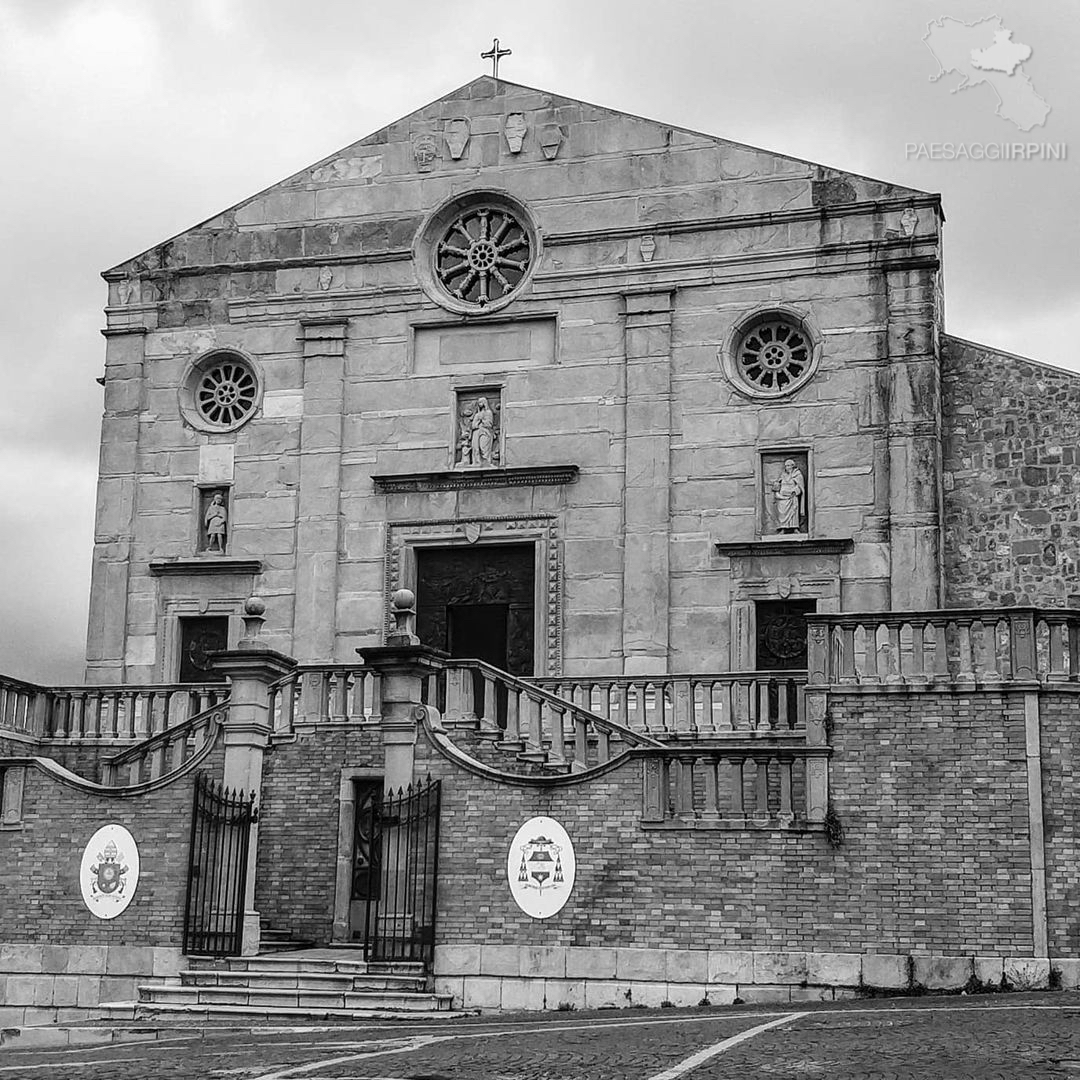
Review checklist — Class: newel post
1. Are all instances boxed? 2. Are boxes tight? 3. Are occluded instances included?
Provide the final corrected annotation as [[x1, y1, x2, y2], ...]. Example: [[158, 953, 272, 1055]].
[[804, 619, 830, 826], [357, 589, 447, 796], [211, 597, 298, 956]]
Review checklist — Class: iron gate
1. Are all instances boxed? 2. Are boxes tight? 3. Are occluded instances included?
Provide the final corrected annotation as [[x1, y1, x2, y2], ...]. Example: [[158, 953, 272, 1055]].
[[352, 777, 441, 964], [182, 772, 257, 957]]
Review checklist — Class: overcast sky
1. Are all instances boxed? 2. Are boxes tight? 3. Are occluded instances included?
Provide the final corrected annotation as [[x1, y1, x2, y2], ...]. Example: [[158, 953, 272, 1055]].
[[1, 0, 1076, 682]]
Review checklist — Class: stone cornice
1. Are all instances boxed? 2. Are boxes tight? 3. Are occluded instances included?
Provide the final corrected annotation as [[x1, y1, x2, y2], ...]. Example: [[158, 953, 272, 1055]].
[[148, 557, 263, 576], [373, 466, 579, 494], [715, 538, 854, 557], [545, 194, 943, 247]]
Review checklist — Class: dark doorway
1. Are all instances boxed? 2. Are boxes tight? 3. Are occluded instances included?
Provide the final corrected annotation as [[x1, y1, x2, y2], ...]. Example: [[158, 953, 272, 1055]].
[[178, 616, 229, 683], [755, 599, 816, 670], [349, 779, 382, 943], [415, 544, 535, 676]]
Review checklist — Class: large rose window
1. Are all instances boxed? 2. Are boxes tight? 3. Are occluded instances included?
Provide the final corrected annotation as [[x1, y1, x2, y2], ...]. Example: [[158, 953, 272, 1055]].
[[434, 206, 532, 308]]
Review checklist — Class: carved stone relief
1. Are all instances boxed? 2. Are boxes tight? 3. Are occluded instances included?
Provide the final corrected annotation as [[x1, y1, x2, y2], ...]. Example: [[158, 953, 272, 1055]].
[[539, 124, 563, 160], [455, 389, 502, 468], [412, 133, 438, 172], [505, 113, 527, 153], [639, 235, 656, 263], [761, 452, 809, 535], [445, 118, 471, 160]]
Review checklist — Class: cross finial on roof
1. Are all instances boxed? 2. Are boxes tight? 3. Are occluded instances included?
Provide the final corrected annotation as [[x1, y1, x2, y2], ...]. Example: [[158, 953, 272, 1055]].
[[481, 37, 511, 78]]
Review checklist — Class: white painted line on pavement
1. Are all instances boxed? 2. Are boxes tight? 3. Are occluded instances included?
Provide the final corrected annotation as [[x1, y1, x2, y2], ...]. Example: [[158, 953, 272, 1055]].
[[646, 1011, 808, 1080]]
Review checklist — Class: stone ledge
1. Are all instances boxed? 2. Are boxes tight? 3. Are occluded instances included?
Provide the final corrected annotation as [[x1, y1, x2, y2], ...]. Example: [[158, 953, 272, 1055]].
[[148, 558, 263, 576], [373, 465, 579, 493], [715, 537, 854, 557]]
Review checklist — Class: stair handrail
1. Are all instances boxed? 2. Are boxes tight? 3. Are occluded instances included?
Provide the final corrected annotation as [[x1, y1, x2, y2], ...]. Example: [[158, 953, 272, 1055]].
[[100, 699, 228, 787], [444, 657, 664, 749]]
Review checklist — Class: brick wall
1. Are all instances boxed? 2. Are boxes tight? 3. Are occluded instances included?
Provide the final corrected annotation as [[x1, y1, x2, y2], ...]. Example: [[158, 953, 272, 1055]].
[[411, 689, 1036, 955], [2, 766, 200, 946], [942, 335, 1080, 606], [254, 728, 383, 943]]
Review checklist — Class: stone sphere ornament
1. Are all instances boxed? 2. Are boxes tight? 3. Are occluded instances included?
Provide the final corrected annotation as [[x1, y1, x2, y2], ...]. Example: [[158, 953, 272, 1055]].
[[80, 824, 140, 920], [507, 816, 576, 919]]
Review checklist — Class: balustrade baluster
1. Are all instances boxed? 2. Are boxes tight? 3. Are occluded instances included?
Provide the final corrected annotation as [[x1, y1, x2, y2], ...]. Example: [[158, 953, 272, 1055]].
[[524, 696, 544, 755], [721, 680, 735, 732], [776, 679, 790, 730], [838, 625, 857, 683], [480, 674, 500, 735], [757, 679, 771, 731], [1047, 618, 1067, 680], [545, 703, 566, 764], [950, 621, 971, 680], [573, 716, 589, 772], [886, 622, 902, 682], [1069, 617, 1080, 680], [502, 688, 521, 743], [149, 743, 167, 780], [596, 724, 611, 764], [930, 621, 948, 678]]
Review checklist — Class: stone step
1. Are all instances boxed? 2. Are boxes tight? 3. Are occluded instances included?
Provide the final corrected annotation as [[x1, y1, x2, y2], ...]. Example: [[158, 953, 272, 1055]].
[[99, 1000, 467, 1022], [138, 984, 453, 1012], [181, 970, 427, 992], [191, 955, 423, 977]]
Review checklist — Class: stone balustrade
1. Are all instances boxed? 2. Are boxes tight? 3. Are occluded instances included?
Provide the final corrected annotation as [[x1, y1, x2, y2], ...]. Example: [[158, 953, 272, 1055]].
[[433, 659, 661, 773], [806, 607, 1080, 687], [268, 665, 382, 732], [100, 702, 227, 787], [0, 675, 227, 742], [640, 745, 829, 829], [533, 673, 807, 737]]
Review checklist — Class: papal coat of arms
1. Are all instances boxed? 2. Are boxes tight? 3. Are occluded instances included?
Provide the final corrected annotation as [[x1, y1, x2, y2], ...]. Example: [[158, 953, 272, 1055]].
[[80, 824, 140, 919], [90, 839, 128, 897], [506, 816, 576, 919]]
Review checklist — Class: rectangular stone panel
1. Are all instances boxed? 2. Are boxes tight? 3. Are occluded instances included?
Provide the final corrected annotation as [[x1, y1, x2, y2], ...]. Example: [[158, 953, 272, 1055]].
[[413, 318, 556, 374]]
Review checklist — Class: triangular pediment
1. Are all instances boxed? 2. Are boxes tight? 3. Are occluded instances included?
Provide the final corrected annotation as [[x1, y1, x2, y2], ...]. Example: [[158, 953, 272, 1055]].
[[105, 76, 934, 279]]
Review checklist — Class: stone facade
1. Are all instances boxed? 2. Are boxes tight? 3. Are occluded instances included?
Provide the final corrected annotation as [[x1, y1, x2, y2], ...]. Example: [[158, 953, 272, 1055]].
[[7, 78, 1080, 1024], [88, 75, 945, 685]]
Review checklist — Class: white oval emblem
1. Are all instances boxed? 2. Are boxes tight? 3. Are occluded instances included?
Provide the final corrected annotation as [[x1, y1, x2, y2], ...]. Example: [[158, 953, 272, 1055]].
[[80, 824, 140, 920], [506, 816, 575, 919]]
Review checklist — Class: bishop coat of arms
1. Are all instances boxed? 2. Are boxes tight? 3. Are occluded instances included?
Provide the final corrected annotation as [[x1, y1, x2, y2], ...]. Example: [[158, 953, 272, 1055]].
[[517, 834, 565, 894], [89, 839, 129, 897]]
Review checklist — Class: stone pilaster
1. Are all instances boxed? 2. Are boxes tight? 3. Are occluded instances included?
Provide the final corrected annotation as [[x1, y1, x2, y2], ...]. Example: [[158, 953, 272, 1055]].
[[211, 599, 298, 955], [884, 265, 941, 608], [621, 290, 673, 674], [85, 327, 146, 683], [294, 319, 347, 662]]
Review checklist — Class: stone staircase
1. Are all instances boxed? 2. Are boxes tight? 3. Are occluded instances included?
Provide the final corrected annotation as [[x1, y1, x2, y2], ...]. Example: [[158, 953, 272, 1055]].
[[99, 949, 459, 1020]]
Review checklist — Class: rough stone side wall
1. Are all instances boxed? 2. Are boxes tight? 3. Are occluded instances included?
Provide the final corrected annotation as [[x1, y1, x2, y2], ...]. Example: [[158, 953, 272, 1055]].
[[254, 728, 383, 943], [1041, 691, 1080, 955], [410, 690, 1034, 954], [942, 335, 1080, 606]]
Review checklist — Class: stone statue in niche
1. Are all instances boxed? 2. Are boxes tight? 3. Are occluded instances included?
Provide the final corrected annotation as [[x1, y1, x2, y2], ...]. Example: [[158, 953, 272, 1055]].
[[772, 458, 806, 533], [455, 391, 501, 468], [761, 453, 808, 534], [202, 490, 229, 553]]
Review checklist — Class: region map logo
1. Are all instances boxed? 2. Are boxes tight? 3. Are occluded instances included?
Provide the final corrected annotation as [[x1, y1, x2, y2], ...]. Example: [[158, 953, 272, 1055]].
[[924, 16, 1050, 131]]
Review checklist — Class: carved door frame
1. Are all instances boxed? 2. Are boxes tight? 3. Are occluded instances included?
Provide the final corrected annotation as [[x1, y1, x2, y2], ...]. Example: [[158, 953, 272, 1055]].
[[386, 514, 561, 677]]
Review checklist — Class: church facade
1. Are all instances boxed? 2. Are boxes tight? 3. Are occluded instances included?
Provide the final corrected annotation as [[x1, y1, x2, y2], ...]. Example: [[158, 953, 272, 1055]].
[[3, 77, 1080, 1022]]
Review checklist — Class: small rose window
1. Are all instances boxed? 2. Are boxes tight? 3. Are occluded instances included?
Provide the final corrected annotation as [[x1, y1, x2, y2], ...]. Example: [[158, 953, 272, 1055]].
[[435, 205, 531, 307], [724, 312, 820, 399], [179, 349, 263, 433]]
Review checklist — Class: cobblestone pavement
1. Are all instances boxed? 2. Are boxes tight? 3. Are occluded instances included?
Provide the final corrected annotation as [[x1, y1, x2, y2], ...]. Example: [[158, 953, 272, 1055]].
[[3, 994, 1080, 1079]]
